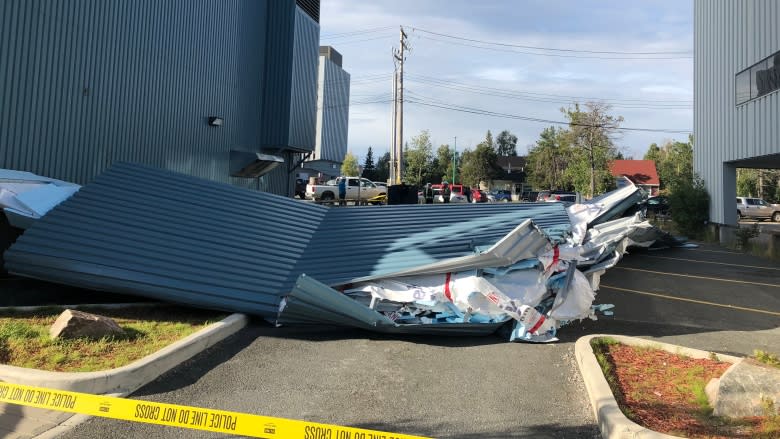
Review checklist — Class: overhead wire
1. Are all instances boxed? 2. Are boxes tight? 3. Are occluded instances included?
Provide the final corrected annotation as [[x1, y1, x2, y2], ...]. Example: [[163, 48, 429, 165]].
[[405, 75, 692, 109], [406, 73, 692, 104], [408, 26, 693, 58], [403, 94, 691, 134]]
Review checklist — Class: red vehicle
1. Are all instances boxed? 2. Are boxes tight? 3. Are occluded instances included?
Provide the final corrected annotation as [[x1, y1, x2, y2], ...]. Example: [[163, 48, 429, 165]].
[[430, 184, 469, 203], [471, 189, 488, 203]]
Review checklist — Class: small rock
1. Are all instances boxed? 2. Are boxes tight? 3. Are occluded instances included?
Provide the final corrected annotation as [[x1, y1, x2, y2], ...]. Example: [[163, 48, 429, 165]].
[[49, 309, 126, 340], [708, 358, 780, 418]]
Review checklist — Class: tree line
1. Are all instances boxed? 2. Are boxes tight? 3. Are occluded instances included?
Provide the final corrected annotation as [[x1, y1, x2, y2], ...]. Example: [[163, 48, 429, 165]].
[[346, 129, 519, 187]]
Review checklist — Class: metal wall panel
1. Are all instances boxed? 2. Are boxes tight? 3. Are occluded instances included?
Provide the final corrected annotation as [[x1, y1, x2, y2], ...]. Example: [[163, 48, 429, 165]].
[[5, 163, 329, 316], [0, 0, 271, 187], [293, 202, 571, 288], [6, 164, 570, 317], [287, 7, 320, 151], [694, 0, 780, 224], [313, 55, 350, 163], [1, 0, 321, 198]]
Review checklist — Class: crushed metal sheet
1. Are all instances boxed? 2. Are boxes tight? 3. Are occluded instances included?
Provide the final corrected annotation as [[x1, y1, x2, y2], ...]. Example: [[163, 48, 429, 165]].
[[5, 163, 570, 319], [1, 169, 80, 229]]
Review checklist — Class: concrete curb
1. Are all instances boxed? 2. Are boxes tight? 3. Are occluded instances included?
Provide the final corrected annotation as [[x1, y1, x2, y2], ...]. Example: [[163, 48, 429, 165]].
[[574, 334, 741, 439], [0, 311, 248, 439], [0, 312, 248, 394]]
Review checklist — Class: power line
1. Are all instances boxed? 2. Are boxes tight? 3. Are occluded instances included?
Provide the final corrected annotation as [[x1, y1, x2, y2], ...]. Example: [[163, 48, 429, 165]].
[[408, 26, 693, 56], [404, 97, 691, 134], [406, 73, 691, 104], [412, 33, 692, 60], [405, 76, 692, 109], [320, 35, 393, 46], [321, 26, 396, 39]]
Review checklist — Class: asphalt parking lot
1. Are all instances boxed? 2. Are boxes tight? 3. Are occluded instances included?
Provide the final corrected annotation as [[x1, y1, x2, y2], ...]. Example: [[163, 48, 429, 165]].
[[30, 244, 780, 438]]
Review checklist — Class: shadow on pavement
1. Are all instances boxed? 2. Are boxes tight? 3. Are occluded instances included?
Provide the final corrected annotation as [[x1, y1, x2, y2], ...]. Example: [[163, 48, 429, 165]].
[[348, 420, 600, 439]]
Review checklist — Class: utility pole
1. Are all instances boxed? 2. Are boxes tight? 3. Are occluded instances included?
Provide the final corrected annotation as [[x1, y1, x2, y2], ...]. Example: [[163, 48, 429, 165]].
[[452, 137, 457, 183], [391, 26, 409, 185]]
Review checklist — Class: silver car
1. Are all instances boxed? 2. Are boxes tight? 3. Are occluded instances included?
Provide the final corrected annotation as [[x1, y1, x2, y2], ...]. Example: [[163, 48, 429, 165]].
[[736, 197, 780, 221]]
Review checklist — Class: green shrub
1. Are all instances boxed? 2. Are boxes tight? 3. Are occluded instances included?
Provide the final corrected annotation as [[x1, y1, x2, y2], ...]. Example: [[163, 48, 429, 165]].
[[668, 175, 710, 239], [734, 224, 760, 250]]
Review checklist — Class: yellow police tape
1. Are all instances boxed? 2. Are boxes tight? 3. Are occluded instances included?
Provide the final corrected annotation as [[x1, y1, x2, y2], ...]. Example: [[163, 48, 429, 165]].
[[0, 382, 430, 439]]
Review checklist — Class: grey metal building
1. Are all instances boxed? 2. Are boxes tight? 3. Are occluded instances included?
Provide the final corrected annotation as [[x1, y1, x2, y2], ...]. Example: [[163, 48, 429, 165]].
[[0, 0, 320, 196], [694, 0, 780, 226], [302, 46, 351, 181]]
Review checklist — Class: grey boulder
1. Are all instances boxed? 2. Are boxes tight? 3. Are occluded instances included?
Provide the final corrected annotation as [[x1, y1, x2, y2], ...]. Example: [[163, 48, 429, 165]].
[[49, 309, 126, 340]]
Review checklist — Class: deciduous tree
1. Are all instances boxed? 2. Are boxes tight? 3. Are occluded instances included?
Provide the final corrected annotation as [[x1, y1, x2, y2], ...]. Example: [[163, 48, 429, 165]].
[[459, 131, 501, 187], [495, 130, 518, 156], [403, 130, 434, 186], [527, 126, 571, 190], [340, 152, 359, 176], [563, 102, 623, 198]]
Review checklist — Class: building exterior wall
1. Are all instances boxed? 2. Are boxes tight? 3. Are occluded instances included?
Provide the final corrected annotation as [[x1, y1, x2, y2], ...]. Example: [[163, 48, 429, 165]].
[[313, 53, 350, 165], [694, 0, 780, 224], [0, 0, 319, 196]]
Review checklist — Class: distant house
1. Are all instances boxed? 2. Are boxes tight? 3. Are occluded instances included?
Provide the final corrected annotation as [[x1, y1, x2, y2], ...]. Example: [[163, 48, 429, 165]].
[[609, 160, 660, 195], [492, 156, 528, 199]]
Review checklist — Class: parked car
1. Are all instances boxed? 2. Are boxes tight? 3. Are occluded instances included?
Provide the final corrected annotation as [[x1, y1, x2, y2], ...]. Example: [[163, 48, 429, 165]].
[[305, 177, 385, 203], [491, 190, 512, 202], [430, 184, 468, 203], [537, 190, 580, 202], [736, 197, 780, 221], [643, 196, 670, 217], [471, 189, 488, 203], [542, 191, 580, 203], [521, 191, 539, 202]]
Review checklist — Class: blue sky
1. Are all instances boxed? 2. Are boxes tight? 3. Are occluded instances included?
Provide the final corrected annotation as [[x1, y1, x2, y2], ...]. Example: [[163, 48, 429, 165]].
[[319, 0, 693, 162]]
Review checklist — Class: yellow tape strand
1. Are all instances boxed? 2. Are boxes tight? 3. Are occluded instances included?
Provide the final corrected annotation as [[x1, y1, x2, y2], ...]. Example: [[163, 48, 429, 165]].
[[0, 382, 429, 439], [611, 266, 780, 288], [600, 284, 780, 317]]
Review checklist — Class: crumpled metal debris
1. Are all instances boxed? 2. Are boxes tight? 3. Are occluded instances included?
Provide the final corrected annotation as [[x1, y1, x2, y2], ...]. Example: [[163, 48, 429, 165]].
[[3, 163, 691, 343], [0, 169, 80, 229], [278, 179, 691, 342]]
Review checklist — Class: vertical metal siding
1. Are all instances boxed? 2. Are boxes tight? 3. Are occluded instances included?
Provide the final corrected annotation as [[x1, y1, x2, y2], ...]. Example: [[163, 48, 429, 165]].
[[287, 7, 319, 151], [6, 163, 329, 316], [314, 56, 350, 162], [1, 0, 321, 197], [694, 0, 780, 224]]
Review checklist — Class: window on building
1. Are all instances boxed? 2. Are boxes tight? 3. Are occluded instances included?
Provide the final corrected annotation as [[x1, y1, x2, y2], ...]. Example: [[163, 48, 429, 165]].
[[735, 69, 751, 104], [750, 60, 768, 99], [736, 50, 780, 105]]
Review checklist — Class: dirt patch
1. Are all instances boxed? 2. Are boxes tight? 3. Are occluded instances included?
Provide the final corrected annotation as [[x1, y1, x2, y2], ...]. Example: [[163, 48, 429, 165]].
[[592, 338, 780, 438]]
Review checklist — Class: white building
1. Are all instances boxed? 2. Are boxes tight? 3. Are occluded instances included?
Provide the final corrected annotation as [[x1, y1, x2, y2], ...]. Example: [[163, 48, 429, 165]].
[[694, 0, 780, 228], [302, 46, 351, 181]]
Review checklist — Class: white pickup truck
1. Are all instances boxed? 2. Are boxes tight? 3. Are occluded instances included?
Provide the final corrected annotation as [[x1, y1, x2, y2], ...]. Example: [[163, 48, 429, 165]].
[[305, 177, 385, 203]]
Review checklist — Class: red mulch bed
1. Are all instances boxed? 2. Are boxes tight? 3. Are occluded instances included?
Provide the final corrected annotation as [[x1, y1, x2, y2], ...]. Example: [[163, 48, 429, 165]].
[[598, 342, 777, 438]]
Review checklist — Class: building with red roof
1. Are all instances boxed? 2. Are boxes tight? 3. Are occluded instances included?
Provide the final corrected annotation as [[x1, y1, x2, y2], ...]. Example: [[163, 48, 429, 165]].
[[609, 160, 660, 195]]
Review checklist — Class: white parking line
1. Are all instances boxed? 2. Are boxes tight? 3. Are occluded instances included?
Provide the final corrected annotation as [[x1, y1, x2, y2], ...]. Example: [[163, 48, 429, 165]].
[[687, 248, 741, 254], [643, 255, 780, 271], [612, 267, 780, 288], [600, 284, 780, 317]]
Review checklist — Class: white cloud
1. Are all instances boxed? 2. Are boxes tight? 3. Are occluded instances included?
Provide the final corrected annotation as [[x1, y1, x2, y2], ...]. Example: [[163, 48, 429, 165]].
[[321, 0, 694, 164]]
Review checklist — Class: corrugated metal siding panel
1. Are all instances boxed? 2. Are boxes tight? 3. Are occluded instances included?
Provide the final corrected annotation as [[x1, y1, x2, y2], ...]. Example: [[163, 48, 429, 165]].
[[293, 203, 570, 287], [314, 57, 350, 162], [5, 163, 329, 316], [1, 0, 269, 188], [287, 7, 319, 151], [259, 0, 295, 149], [694, 0, 780, 224]]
